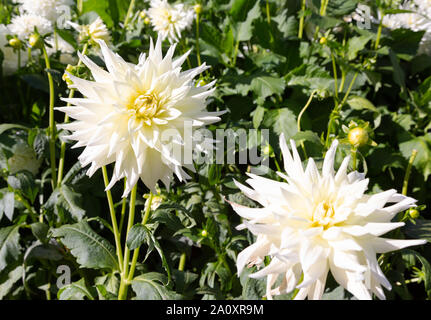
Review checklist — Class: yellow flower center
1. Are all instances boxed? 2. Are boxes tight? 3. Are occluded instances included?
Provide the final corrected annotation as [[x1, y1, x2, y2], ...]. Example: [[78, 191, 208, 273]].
[[128, 93, 161, 124], [310, 201, 336, 230]]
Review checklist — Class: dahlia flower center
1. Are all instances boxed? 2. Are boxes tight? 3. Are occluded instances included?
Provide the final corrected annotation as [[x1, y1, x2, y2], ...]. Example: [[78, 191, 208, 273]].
[[128, 93, 161, 123], [310, 201, 336, 229]]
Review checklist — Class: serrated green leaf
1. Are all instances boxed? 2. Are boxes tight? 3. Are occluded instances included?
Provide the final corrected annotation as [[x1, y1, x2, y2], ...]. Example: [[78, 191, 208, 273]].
[[132, 272, 181, 300], [0, 225, 21, 273], [52, 220, 118, 270], [58, 278, 95, 300]]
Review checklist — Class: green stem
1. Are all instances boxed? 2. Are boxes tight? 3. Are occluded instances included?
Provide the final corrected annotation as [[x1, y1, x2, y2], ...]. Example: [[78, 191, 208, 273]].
[[195, 12, 202, 67], [118, 183, 138, 300], [375, 11, 384, 51], [57, 43, 89, 186], [402, 149, 418, 196], [339, 72, 358, 108], [320, 0, 329, 16], [352, 147, 358, 171], [265, 0, 271, 25], [17, 49, 21, 70], [126, 192, 154, 284], [181, 39, 192, 69], [119, 178, 128, 235], [297, 90, 317, 157], [124, 0, 136, 28], [231, 39, 240, 67], [42, 44, 57, 190], [298, 0, 306, 39], [178, 252, 186, 271], [102, 166, 124, 272], [331, 52, 339, 100]]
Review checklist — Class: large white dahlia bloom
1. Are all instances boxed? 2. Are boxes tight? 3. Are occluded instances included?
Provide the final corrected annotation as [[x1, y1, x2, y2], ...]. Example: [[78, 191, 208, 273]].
[[230, 134, 426, 300], [147, 0, 194, 43], [9, 14, 53, 40], [15, 0, 74, 23], [57, 38, 222, 195]]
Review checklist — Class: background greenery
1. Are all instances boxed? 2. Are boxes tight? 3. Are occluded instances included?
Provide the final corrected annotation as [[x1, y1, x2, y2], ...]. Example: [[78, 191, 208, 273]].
[[0, 0, 430, 300]]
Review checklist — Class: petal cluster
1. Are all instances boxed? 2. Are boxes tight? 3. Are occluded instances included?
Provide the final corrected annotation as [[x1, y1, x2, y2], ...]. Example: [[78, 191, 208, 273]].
[[9, 13, 53, 40], [147, 0, 194, 43], [68, 17, 111, 45], [15, 0, 74, 23], [230, 134, 426, 300], [57, 38, 222, 195]]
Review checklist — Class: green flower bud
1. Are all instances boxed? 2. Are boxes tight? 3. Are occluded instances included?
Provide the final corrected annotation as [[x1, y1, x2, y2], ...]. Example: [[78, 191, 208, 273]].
[[139, 10, 147, 19], [201, 229, 208, 237], [319, 37, 327, 45], [29, 34, 42, 49], [348, 127, 369, 147], [194, 4, 202, 14], [408, 208, 420, 219], [9, 37, 22, 49]]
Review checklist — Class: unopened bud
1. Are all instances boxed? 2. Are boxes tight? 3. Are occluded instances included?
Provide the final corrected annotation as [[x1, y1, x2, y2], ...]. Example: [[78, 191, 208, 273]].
[[408, 208, 420, 219], [319, 37, 327, 45], [139, 10, 147, 19], [144, 17, 151, 25], [29, 34, 42, 49], [201, 229, 208, 237], [348, 127, 369, 147], [9, 37, 22, 49], [194, 4, 202, 14]]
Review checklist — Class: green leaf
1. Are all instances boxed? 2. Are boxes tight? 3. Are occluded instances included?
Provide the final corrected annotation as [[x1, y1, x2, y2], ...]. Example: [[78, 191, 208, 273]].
[[24, 241, 63, 262], [347, 96, 378, 112], [389, 49, 406, 89], [250, 76, 285, 104], [8, 172, 39, 204], [30, 222, 49, 243], [252, 106, 265, 129], [0, 225, 22, 272], [58, 278, 95, 300], [292, 131, 324, 146], [0, 124, 28, 135], [44, 184, 86, 221], [52, 220, 118, 271], [399, 135, 431, 180], [233, 1, 260, 42], [404, 219, 431, 243], [0, 265, 23, 299], [0, 191, 14, 221], [263, 108, 297, 141], [346, 35, 373, 61], [131, 272, 182, 300], [322, 286, 347, 300], [126, 224, 151, 251]]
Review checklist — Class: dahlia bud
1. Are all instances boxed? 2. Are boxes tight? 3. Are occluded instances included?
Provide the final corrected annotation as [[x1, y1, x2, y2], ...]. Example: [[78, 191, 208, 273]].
[[408, 208, 420, 219], [63, 64, 76, 85], [348, 127, 369, 147], [319, 37, 327, 45], [194, 4, 202, 14], [139, 10, 147, 19], [29, 34, 42, 49], [144, 17, 151, 25], [9, 37, 22, 49], [197, 79, 207, 87], [201, 229, 208, 237]]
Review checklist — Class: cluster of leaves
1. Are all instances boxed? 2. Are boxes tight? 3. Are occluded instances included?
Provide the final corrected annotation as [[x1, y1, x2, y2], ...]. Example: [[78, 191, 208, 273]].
[[0, 0, 430, 300]]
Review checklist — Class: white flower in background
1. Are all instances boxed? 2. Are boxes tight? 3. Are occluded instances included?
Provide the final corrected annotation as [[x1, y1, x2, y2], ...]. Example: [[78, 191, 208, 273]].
[[56, 38, 222, 195], [68, 17, 111, 45], [0, 24, 28, 75], [8, 143, 42, 175], [15, 0, 73, 23], [147, 0, 194, 43], [9, 14, 53, 40], [229, 134, 426, 300], [145, 194, 163, 212], [46, 36, 77, 65], [382, 0, 431, 55]]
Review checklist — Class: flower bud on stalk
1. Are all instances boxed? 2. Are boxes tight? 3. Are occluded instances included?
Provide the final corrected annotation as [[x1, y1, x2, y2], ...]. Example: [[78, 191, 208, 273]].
[[139, 10, 147, 19], [9, 37, 22, 49], [194, 4, 202, 14], [319, 36, 327, 45], [29, 34, 42, 49], [348, 127, 369, 147]]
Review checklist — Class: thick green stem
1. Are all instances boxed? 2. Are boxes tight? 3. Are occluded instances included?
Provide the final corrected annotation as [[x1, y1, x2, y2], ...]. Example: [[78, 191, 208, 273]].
[[375, 11, 384, 51], [102, 166, 124, 272], [118, 183, 138, 300], [124, 0, 136, 28], [42, 44, 57, 190], [265, 0, 271, 25], [402, 149, 418, 196], [195, 12, 202, 67], [126, 192, 154, 284], [57, 43, 89, 185], [352, 147, 358, 171], [119, 178, 128, 235], [298, 0, 306, 39], [178, 252, 186, 271]]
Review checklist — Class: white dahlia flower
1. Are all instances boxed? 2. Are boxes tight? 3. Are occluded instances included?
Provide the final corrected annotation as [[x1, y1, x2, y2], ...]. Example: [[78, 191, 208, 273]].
[[57, 38, 222, 195], [8, 143, 42, 175], [230, 134, 426, 300], [147, 0, 194, 43], [9, 14, 53, 40], [68, 17, 111, 45], [15, 0, 73, 23], [0, 24, 28, 75], [382, 0, 431, 55]]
